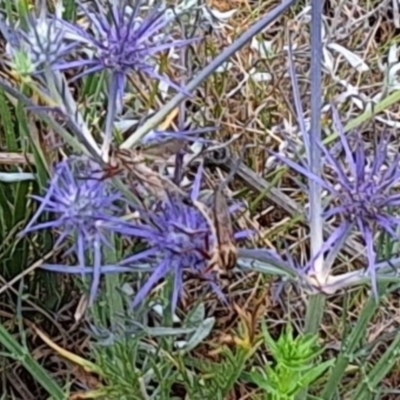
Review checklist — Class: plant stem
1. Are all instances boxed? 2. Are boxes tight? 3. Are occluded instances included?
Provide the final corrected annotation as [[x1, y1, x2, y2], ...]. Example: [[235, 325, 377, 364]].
[[300, 0, 325, 397], [307, 0, 324, 285]]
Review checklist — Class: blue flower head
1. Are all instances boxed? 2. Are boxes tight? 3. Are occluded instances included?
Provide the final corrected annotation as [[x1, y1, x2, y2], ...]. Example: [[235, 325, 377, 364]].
[[58, 1, 197, 110], [0, 11, 78, 75], [275, 106, 400, 296], [117, 164, 251, 311], [22, 157, 124, 305]]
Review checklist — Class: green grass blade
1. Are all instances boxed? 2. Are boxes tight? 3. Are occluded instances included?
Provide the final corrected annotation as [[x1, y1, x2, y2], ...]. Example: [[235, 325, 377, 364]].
[[16, 100, 49, 188], [321, 283, 400, 399], [344, 90, 400, 133], [62, 0, 77, 21], [321, 90, 400, 148], [103, 234, 124, 326], [351, 330, 400, 398], [0, 323, 66, 400], [0, 88, 17, 151]]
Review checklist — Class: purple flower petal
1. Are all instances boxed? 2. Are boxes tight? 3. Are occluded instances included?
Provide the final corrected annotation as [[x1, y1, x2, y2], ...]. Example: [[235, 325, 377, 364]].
[[132, 259, 171, 309], [273, 152, 336, 193]]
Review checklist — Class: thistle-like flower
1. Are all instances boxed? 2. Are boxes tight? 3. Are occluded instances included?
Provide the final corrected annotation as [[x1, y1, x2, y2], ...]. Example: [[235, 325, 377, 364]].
[[58, 1, 197, 110], [0, 11, 78, 75], [116, 164, 250, 311], [275, 107, 400, 295], [22, 157, 124, 305]]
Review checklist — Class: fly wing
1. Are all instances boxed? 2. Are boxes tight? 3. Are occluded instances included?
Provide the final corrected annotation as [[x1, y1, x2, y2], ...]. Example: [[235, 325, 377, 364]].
[[212, 187, 237, 270], [213, 188, 235, 243], [142, 138, 191, 159]]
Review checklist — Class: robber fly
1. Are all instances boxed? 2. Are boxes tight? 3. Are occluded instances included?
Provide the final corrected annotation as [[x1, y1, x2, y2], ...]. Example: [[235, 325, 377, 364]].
[[193, 159, 242, 275], [209, 182, 238, 272]]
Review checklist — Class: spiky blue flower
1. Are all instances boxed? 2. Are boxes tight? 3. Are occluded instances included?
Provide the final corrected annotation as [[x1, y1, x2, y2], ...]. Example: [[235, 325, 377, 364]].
[[0, 12, 78, 75], [57, 1, 197, 111], [22, 157, 125, 305], [275, 107, 400, 296], [115, 164, 251, 311]]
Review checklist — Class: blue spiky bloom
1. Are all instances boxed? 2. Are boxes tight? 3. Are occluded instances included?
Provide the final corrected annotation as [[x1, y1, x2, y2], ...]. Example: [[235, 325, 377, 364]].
[[21, 157, 125, 305], [274, 107, 400, 296], [0, 11, 79, 74], [114, 164, 251, 311], [57, 1, 197, 110]]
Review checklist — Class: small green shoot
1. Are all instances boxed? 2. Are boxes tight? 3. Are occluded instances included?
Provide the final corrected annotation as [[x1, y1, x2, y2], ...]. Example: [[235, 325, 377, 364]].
[[245, 323, 334, 400]]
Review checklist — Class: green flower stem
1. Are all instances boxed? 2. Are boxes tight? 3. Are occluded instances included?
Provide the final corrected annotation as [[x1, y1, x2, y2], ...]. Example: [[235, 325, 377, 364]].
[[304, 295, 325, 335], [103, 234, 124, 327]]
